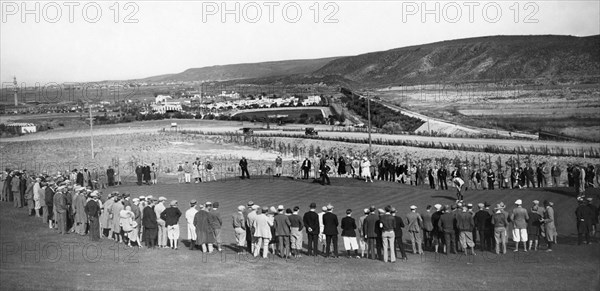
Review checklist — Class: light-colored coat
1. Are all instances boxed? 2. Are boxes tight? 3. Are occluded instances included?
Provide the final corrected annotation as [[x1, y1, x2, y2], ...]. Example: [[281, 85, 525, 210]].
[[253, 213, 273, 239]]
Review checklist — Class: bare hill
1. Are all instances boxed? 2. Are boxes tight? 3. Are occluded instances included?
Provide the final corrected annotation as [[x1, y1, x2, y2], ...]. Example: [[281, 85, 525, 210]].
[[312, 35, 600, 86], [137, 57, 339, 83]]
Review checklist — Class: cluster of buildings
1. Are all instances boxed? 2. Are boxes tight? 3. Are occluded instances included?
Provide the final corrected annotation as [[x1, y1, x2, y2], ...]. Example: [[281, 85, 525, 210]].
[[150, 92, 323, 115]]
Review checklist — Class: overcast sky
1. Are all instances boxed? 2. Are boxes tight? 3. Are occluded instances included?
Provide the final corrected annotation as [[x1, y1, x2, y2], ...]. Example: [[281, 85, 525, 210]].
[[1, 0, 599, 84]]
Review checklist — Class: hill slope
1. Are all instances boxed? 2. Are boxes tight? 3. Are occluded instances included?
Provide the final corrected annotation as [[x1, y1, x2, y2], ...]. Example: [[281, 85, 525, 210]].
[[137, 57, 339, 83], [312, 35, 600, 86]]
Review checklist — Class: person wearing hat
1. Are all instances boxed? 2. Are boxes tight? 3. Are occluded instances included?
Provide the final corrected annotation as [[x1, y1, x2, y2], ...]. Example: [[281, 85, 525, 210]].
[[239, 157, 250, 180], [289, 206, 304, 258], [110, 193, 125, 243], [207, 202, 223, 252], [303, 203, 320, 256], [161, 200, 182, 250], [84, 191, 101, 241], [232, 205, 246, 254], [457, 205, 476, 256], [406, 205, 423, 255], [273, 206, 291, 258], [542, 200, 557, 251], [186, 200, 199, 250], [422, 205, 434, 250], [142, 198, 158, 248], [378, 206, 396, 262], [431, 204, 443, 253], [194, 203, 215, 252], [247, 205, 260, 253], [53, 183, 68, 235], [155, 197, 168, 248], [510, 199, 529, 252], [527, 204, 543, 251], [301, 157, 312, 180], [438, 205, 457, 254], [357, 208, 369, 258], [363, 206, 380, 259], [322, 204, 339, 258], [253, 207, 274, 258], [474, 203, 492, 252], [73, 186, 88, 236], [492, 203, 509, 254], [340, 209, 360, 259], [243, 201, 255, 252], [100, 192, 114, 238], [575, 197, 593, 245]]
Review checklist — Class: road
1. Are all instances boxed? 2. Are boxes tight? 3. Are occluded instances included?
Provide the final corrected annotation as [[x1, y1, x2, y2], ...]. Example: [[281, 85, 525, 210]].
[[372, 99, 539, 139]]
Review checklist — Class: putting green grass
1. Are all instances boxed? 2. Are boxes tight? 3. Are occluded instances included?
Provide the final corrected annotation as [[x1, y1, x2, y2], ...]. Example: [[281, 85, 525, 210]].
[[1, 177, 599, 290]]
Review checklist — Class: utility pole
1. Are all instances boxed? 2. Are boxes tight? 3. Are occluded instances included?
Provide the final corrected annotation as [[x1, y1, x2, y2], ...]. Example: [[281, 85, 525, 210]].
[[367, 93, 372, 158], [89, 103, 94, 159], [13, 76, 18, 106]]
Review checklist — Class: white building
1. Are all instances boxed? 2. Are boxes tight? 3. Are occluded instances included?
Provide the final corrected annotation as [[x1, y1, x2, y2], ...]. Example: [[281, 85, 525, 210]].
[[155, 95, 173, 103], [7, 123, 37, 134]]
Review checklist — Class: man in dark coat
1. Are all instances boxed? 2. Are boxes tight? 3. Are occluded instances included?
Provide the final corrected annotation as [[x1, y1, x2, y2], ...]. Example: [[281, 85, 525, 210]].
[[391, 207, 407, 260], [302, 202, 319, 256], [363, 206, 379, 260], [53, 187, 67, 235], [142, 164, 151, 185], [322, 204, 339, 257], [142, 199, 158, 248], [135, 165, 143, 186], [525, 164, 535, 188], [575, 198, 595, 245], [239, 157, 250, 179], [438, 167, 448, 190], [106, 166, 115, 187], [474, 203, 492, 251], [85, 192, 101, 241], [194, 204, 215, 252], [301, 158, 311, 180], [75, 170, 84, 187], [438, 206, 457, 254]]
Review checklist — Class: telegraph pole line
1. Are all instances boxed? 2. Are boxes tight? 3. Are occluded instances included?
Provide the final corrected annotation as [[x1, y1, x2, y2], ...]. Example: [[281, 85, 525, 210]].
[[89, 103, 94, 159]]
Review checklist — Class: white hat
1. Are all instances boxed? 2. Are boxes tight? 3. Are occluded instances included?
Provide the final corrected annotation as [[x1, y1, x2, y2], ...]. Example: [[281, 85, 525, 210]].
[[277, 205, 284, 210], [410, 205, 417, 210], [515, 199, 522, 205], [434, 204, 442, 211], [251, 205, 260, 210], [326, 204, 333, 210], [238, 205, 245, 211], [159, 196, 167, 201], [322, 206, 328, 211]]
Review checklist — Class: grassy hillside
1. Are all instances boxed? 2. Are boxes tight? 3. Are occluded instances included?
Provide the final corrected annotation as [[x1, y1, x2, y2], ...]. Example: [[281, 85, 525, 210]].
[[137, 57, 340, 83], [313, 35, 600, 86]]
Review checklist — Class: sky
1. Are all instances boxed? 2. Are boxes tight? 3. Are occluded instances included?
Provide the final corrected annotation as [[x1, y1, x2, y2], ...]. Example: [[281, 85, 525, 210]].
[[1, 0, 599, 84]]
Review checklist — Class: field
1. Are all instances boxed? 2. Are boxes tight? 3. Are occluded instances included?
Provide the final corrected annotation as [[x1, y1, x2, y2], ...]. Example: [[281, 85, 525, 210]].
[[1, 177, 599, 290], [375, 84, 600, 140], [0, 119, 599, 290], [231, 108, 330, 122]]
